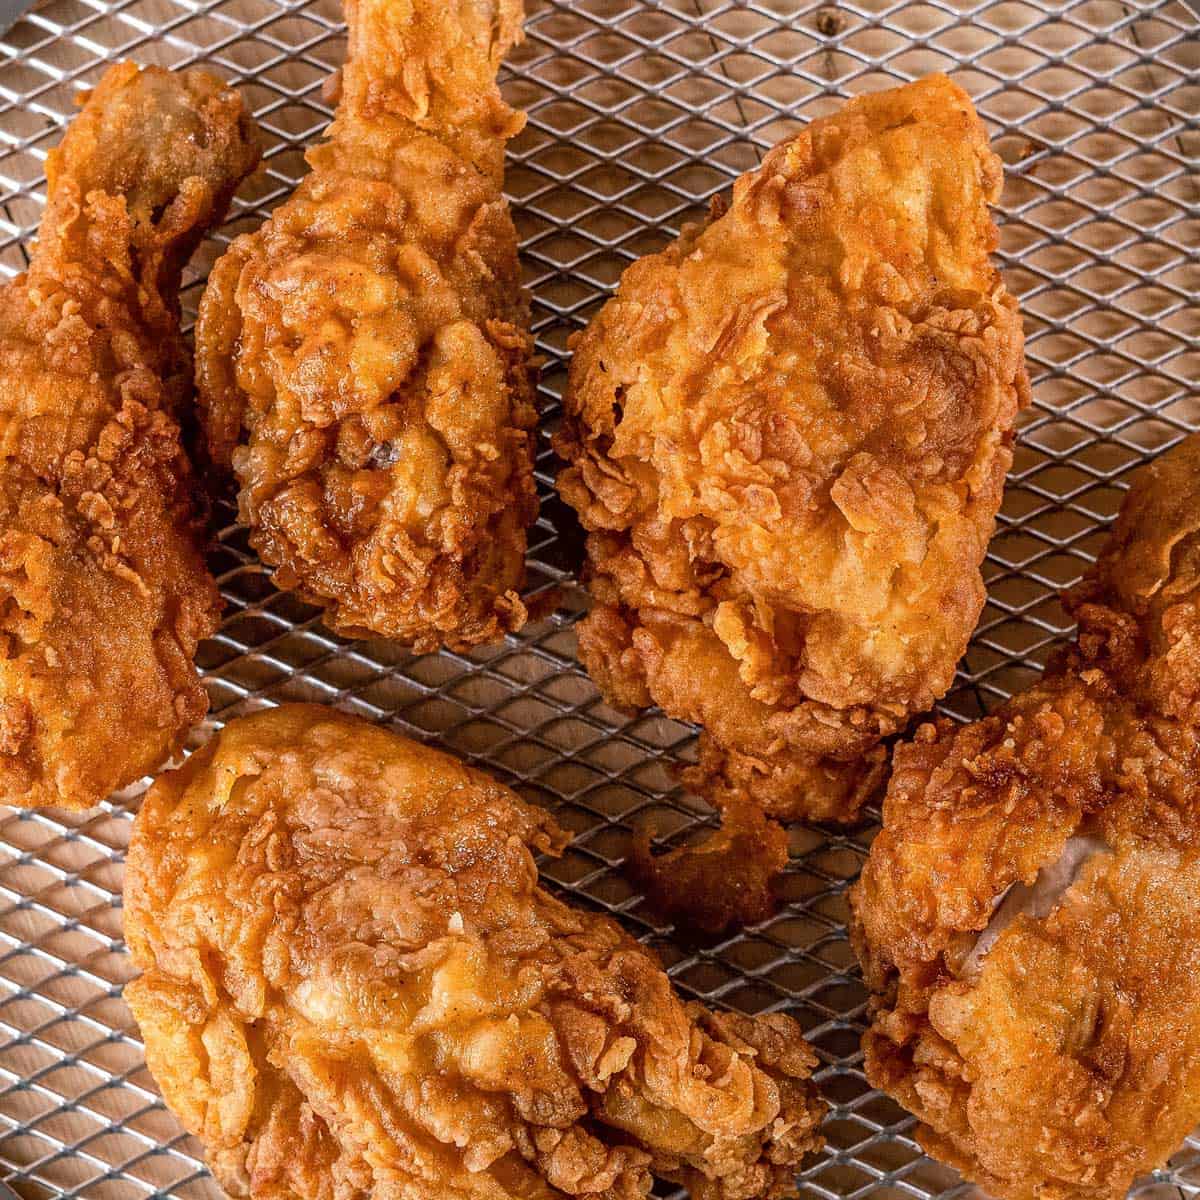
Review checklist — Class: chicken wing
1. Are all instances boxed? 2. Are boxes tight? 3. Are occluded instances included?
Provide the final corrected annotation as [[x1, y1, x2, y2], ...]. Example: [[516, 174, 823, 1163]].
[[194, 0, 538, 651], [851, 433, 1200, 1200], [556, 75, 1029, 825], [124, 704, 825, 1200], [0, 63, 259, 810]]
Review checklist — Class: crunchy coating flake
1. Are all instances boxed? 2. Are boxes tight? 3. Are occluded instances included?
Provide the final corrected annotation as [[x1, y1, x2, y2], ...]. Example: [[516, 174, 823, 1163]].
[[0, 63, 259, 810], [555, 75, 1029, 824], [195, 0, 538, 651], [125, 705, 826, 1200], [851, 434, 1200, 1200]]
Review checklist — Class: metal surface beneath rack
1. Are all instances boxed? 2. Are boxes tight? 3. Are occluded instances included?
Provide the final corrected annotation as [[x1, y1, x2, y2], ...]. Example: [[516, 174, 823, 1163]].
[[0, 0, 1196, 1197]]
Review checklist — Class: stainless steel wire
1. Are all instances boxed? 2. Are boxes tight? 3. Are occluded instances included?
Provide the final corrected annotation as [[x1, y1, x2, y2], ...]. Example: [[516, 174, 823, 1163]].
[[0, 0, 1195, 1196]]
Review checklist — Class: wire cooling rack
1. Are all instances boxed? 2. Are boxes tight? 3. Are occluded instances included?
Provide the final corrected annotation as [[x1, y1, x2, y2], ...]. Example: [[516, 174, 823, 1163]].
[[0, 0, 1196, 1197]]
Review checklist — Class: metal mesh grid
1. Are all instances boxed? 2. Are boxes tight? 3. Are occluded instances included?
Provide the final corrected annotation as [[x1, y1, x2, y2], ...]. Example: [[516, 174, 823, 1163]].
[[0, 0, 1196, 1195]]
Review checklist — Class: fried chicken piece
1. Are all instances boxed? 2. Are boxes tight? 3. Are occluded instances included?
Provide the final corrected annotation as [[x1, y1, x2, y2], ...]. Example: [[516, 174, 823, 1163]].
[[850, 433, 1200, 1200], [124, 705, 825, 1200], [194, 0, 538, 651], [0, 63, 259, 811], [556, 75, 1029, 825]]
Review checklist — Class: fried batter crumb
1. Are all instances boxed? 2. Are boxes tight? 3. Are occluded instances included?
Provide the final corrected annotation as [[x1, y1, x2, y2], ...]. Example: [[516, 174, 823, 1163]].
[[630, 800, 790, 935]]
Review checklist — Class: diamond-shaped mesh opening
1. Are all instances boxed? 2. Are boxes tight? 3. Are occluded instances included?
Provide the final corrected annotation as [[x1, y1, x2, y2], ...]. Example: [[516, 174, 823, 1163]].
[[0, 0, 1196, 1196]]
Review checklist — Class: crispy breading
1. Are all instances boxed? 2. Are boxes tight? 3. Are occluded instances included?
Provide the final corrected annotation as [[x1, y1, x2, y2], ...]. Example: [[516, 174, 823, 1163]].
[[851, 433, 1200, 1200], [195, 0, 538, 652], [0, 63, 259, 810], [124, 705, 825, 1200], [556, 75, 1029, 824]]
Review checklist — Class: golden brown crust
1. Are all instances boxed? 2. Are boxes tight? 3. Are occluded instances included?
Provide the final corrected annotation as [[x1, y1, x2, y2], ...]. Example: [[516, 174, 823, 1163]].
[[0, 63, 260, 810], [851, 434, 1200, 1200], [555, 75, 1029, 822], [195, 0, 538, 652], [125, 705, 825, 1200]]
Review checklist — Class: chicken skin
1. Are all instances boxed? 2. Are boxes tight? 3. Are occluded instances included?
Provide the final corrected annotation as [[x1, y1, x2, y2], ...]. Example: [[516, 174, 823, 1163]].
[[851, 433, 1200, 1200], [556, 75, 1029, 825], [195, 0, 538, 651], [0, 63, 259, 811], [124, 705, 825, 1200]]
